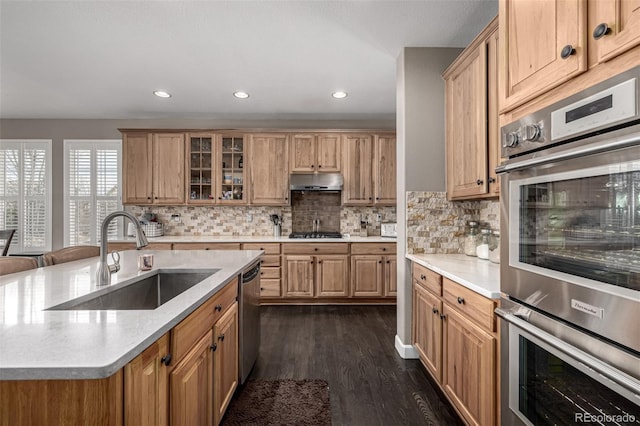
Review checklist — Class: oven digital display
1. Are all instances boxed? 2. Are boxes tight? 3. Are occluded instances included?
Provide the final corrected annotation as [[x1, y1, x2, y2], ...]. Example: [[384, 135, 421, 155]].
[[565, 94, 613, 124]]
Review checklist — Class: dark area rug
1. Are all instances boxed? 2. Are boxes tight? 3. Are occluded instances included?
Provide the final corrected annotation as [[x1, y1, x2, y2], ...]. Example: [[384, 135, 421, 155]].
[[222, 379, 331, 426]]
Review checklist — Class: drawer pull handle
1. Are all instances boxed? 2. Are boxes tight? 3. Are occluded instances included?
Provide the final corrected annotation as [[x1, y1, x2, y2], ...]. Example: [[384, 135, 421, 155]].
[[457, 296, 465, 304], [215, 304, 223, 312], [432, 307, 438, 314], [161, 354, 172, 366]]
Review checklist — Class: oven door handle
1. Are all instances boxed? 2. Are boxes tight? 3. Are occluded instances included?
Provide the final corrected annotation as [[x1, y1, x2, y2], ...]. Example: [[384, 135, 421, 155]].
[[495, 132, 640, 174], [497, 309, 640, 397]]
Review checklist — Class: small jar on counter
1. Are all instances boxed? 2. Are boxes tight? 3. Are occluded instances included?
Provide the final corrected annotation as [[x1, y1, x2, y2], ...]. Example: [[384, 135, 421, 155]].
[[476, 228, 492, 260], [488, 230, 500, 264], [463, 221, 480, 256]]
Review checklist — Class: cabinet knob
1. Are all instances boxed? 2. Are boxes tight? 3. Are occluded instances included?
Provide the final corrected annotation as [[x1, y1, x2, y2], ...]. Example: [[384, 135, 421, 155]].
[[386, 260, 390, 264], [314, 248, 318, 251], [432, 307, 439, 314], [210, 343, 217, 352], [378, 260, 382, 264], [218, 197, 222, 200], [218, 334, 225, 341], [440, 313, 446, 320], [457, 296, 465, 304], [369, 197, 372, 200], [260, 287, 264, 291], [318, 165, 322, 168], [147, 197, 151, 200], [205, 247, 210, 250], [215, 304, 223, 312], [318, 260, 323, 264], [382, 247, 386, 251], [376, 197, 380, 200], [560, 44, 575, 59], [420, 274, 426, 280], [476, 179, 484, 185], [488, 177, 496, 184], [285, 197, 288, 201], [593, 23, 610, 40], [161, 354, 172, 366]]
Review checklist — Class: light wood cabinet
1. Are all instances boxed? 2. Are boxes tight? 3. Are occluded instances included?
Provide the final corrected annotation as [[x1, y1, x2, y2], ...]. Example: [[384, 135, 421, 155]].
[[373, 135, 397, 205], [411, 261, 498, 425], [172, 243, 241, 250], [169, 331, 213, 426], [444, 17, 499, 200], [248, 134, 289, 205], [284, 254, 348, 298], [107, 242, 172, 252], [342, 134, 374, 205], [124, 333, 169, 426], [499, 0, 587, 112], [290, 133, 341, 173], [284, 255, 314, 297], [242, 243, 282, 298], [589, 0, 640, 64], [350, 243, 397, 297], [384, 256, 397, 297], [212, 302, 238, 426], [123, 132, 185, 205]]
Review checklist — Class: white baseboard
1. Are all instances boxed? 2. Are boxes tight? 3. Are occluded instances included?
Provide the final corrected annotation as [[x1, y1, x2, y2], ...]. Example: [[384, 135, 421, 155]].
[[394, 334, 419, 359]]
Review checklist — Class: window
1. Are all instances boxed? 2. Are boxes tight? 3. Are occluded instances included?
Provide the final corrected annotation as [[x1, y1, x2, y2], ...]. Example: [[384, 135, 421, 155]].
[[64, 140, 122, 246], [0, 140, 52, 253]]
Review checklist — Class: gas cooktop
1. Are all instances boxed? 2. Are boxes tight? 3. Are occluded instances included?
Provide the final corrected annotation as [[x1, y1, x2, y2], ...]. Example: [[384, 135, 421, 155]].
[[288, 232, 343, 239]]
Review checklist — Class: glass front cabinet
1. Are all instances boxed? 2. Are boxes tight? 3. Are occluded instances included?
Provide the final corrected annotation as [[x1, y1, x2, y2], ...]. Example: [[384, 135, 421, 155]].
[[187, 133, 247, 204]]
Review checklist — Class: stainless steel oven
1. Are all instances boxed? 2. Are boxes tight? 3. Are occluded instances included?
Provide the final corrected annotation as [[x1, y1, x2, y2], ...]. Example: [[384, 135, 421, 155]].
[[497, 67, 640, 425]]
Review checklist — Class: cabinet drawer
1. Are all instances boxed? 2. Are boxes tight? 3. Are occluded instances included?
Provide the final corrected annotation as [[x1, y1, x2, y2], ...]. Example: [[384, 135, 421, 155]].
[[260, 279, 281, 297], [443, 278, 495, 331], [242, 243, 280, 255], [351, 243, 397, 255], [260, 255, 281, 267], [108, 242, 172, 252], [282, 243, 349, 254], [171, 278, 238, 362], [260, 267, 281, 279], [172, 242, 241, 250], [412, 263, 442, 296]]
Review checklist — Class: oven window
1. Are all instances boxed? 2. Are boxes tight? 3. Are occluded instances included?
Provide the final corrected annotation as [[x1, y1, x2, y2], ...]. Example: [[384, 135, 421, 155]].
[[519, 170, 640, 291], [518, 335, 640, 425]]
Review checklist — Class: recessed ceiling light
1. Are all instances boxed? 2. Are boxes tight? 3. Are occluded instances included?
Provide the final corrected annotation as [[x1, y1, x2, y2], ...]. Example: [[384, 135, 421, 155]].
[[153, 90, 172, 98], [234, 91, 250, 99], [332, 91, 348, 99]]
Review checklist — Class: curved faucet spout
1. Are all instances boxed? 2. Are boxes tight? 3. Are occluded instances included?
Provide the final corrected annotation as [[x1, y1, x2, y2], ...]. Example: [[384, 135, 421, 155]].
[[96, 211, 149, 286]]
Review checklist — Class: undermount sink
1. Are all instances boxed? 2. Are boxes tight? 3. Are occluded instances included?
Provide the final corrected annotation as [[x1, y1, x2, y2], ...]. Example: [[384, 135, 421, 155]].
[[48, 270, 219, 311]]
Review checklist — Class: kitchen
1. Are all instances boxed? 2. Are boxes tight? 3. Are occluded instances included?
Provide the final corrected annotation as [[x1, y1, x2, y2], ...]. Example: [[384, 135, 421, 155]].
[[1, 1, 640, 425]]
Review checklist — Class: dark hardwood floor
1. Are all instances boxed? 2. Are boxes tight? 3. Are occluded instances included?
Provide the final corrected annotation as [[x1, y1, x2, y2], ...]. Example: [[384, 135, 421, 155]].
[[243, 305, 463, 426]]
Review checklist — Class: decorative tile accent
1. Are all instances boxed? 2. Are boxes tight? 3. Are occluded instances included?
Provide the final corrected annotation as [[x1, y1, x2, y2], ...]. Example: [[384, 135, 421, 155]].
[[406, 192, 499, 254], [291, 192, 341, 232]]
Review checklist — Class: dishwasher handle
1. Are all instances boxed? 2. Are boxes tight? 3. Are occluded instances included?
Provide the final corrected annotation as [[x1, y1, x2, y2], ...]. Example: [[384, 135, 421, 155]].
[[242, 262, 261, 283]]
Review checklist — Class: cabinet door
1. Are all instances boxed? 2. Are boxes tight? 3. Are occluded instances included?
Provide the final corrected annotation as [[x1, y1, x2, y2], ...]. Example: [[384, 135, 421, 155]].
[[350, 255, 383, 296], [487, 28, 501, 197], [316, 133, 341, 172], [249, 134, 289, 205], [412, 284, 442, 382], [384, 256, 397, 297], [589, 0, 640, 63], [374, 135, 396, 205], [499, 0, 587, 111], [284, 255, 314, 297], [290, 134, 316, 173], [442, 305, 496, 426], [342, 135, 374, 205], [123, 133, 153, 204], [153, 133, 185, 204], [446, 44, 488, 199], [315, 255, 348, 297], [187, 133, 216, 204], [170, 331, 213, 426], [125, 333, 169, 426], [218, 135, 247, 204], [213, 302, 238, 426]]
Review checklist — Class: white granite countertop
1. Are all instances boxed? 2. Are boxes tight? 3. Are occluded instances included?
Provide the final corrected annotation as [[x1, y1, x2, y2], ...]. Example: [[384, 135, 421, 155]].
[[111, 235, 396, 243], [406, 253, 501, 299], [0, 249, 262, 380]]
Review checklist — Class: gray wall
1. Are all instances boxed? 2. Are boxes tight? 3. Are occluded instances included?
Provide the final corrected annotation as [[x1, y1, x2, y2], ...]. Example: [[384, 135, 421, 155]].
[[395, 47, 462, 357], [0, 118, 394, 249]]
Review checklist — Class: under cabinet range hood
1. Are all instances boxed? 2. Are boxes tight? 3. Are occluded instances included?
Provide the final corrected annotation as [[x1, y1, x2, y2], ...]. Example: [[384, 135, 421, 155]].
[[290, 173, 343, 191]]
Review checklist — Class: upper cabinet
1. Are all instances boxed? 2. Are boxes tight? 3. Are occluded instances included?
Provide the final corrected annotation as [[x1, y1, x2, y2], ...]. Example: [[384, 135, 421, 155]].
[[123, 132, 185, 205], [249, 134, 289, 205], [499, 0, 587, 112], [588, 0, 640, 64], [290, 133, 341, 173], [444, 17, 499, 200], [342, 134, 397, 206]]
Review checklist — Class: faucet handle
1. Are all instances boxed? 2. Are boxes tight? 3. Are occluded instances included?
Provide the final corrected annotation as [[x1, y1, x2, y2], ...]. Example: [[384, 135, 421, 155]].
[[108, 251, 120, 273]]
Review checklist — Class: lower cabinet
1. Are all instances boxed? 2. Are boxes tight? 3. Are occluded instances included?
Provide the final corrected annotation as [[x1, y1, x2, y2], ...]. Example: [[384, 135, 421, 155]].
[[212, 302, 238, 426], [284, 254, 349, 298], [411, 262, 498, 426], [350, 243, 397, 298]]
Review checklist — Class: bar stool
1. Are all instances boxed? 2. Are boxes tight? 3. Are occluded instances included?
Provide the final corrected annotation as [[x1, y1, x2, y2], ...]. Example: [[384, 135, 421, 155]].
[[0, 257, 38, 276], [43, 246, 100, 266]]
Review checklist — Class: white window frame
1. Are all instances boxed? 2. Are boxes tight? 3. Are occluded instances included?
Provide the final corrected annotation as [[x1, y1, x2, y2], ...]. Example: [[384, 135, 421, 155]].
[[0, 139, 52, 253], [63, 139, 122, 246]]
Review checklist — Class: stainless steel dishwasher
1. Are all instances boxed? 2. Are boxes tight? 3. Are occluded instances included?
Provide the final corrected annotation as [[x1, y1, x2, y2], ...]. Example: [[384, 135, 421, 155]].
[[239, 261, 260, 384]]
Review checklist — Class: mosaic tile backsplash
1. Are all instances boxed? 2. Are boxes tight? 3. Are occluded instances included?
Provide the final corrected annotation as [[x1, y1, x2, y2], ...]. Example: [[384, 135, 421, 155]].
[[406, 191, 499, 254], [126, 197, 396, 237]]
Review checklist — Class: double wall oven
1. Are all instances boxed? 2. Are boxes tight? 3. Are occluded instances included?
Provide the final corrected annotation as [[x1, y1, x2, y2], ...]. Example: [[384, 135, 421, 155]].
[[497, 67, 640, 425]]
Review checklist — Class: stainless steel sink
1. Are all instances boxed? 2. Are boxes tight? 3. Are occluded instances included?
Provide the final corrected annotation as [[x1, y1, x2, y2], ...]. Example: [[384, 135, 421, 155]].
[[48, 270, 218, 310]]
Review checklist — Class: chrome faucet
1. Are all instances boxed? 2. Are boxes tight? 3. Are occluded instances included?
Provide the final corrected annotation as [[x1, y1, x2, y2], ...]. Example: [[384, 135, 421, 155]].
[[96, 210, 149, 286]]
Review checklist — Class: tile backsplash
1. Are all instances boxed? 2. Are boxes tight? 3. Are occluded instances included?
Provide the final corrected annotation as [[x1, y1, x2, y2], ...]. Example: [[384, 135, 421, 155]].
[[406, 191, 499, 254], [126, 197, 396, 237]]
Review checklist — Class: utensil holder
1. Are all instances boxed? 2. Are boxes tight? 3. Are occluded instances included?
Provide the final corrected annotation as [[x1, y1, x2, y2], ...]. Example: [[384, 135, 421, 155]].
[[273, 224, 281, 237]]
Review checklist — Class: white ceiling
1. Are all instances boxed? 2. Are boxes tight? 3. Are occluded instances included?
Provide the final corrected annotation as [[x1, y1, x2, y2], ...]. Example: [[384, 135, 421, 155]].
[[0, 0, 497, 121]]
